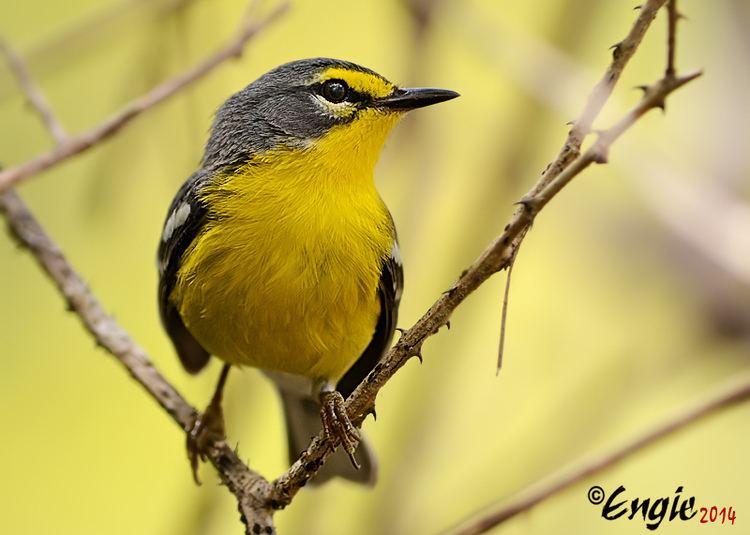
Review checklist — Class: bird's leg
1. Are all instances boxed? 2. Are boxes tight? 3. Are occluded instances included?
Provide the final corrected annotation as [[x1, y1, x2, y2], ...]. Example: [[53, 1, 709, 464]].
[[317, 381, 361, 469], [187, 363, 231, 484]]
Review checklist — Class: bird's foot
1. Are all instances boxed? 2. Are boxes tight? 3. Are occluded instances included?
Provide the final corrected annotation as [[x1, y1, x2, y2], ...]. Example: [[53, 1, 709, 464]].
[[319, 390, 360, 469], [186, 393, 227, 485]]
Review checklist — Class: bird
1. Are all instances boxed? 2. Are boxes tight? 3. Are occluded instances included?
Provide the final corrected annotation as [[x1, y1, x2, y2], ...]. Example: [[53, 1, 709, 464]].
[[157, 57, 458, 485]]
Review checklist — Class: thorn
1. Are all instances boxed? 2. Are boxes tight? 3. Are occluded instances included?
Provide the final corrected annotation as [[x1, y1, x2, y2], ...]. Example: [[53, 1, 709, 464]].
[[633, 4, 642, 10], [395, 327, 407, 341], [514, 196, 539, 214], [591, 150, 608, 164], [655, 99, 666, 113], [413, 351, 423, 364], [366, 406, 377, 421], [677, 69, 704, 85], [446, 320, 451, 331], [609, 41, 623, 59], [634, 84, 650, 94], [565, 120, 575, 126], [677, 12, 688, 21]]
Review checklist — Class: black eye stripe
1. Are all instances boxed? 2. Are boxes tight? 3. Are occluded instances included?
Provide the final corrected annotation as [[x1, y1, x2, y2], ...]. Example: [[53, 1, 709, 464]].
[[346, 88, 369, 103]]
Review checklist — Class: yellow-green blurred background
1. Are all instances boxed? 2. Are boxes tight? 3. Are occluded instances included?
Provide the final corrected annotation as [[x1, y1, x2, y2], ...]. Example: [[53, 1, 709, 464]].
[[1, 0, 748, 533]]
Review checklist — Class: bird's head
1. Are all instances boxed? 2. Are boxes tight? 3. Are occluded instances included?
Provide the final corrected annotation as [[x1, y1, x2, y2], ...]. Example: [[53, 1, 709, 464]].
[[202, 58, 458, 172]]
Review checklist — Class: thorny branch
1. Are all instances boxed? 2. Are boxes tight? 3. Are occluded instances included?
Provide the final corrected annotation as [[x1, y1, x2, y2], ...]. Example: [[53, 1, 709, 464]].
[[532, 0, 670, 197], [269, 0, 701, 505], [493, 0, 669, 362], [442, 7, 715, 533], [0, 0, 709, 533], [666, 0, 678, 78]]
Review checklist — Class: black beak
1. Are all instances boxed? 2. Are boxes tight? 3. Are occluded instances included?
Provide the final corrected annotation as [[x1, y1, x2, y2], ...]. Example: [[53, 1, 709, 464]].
[[374, 87, 459, 110]]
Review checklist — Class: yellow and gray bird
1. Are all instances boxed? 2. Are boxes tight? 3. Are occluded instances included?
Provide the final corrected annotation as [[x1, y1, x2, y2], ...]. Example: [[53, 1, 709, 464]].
[[157, 58, 458, 484]]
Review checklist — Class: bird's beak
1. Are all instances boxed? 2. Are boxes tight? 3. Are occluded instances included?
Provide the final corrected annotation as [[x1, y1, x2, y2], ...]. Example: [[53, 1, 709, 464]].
[[374, 87, 459, 111]]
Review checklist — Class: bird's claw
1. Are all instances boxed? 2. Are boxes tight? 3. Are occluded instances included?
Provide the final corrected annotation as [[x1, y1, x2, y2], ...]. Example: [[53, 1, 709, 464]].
[[319, 390, 360, 469], [186, 401, 226, 485]]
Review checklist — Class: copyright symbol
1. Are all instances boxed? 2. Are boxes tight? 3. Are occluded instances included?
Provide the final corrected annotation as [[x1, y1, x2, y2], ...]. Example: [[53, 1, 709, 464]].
[[588, 485, 605, 505]]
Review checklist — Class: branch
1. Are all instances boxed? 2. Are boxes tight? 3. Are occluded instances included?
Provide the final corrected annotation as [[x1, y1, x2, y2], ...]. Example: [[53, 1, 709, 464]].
[[0, 3, 289, 532], [0, 189, 274, 533], [520, 69, 701, 214], [268, 0, 700, 507], [0, 37, 68, 144], [445, 372, 750, 535], [0, 1, 288, 193], [492, 0, 672, 369], [532, 0, 669, 196], [666, 0, 678, 77]]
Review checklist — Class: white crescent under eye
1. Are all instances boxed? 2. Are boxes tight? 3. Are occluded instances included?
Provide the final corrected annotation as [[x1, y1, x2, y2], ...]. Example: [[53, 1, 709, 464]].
[[313, 94, 355, 117]]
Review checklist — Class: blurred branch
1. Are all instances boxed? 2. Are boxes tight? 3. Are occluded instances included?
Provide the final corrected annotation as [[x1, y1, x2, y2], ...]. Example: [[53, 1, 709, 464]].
[[0, 1, 288, 193], [0, 38, 67, 143], [446, 372, 750, 535], [269, 0, 700, 506], [0, 0, 199, 102]]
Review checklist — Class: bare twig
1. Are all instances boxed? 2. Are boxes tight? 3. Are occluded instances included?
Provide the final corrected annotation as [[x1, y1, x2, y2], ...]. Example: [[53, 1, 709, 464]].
[[0, 37, 67, 144], [497, 236, 522, 374], [521, 69, 701, 213], [0, 190, 275, 534], [0, 2, 288, 193], [445, 372, 750, 535], [269, 0, 700, 507], [490, 0, 669, 369], [666, 0, 678, 77], [532, 0, 669, 196]]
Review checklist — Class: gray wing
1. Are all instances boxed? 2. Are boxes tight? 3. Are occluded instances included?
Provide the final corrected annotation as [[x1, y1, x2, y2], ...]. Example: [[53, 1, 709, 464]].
[[157, 170, 212, 374], [337, 239, 403, 399]]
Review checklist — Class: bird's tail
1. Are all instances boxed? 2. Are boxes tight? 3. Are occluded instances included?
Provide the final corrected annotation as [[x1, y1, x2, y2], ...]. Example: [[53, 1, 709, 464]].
[[279, 390, 377, 486]]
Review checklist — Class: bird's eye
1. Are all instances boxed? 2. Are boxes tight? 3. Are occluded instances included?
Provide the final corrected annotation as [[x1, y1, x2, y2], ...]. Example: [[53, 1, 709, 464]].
[[321, 79, 348, 103]]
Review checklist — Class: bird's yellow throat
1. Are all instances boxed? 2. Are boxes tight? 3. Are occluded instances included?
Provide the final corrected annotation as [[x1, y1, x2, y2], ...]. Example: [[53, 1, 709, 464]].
[[172, 107, 402, 381]]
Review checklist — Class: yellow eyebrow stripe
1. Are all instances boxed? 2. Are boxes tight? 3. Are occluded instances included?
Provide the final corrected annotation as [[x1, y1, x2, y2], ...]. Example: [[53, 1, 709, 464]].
[[319, 67, 394, 99]]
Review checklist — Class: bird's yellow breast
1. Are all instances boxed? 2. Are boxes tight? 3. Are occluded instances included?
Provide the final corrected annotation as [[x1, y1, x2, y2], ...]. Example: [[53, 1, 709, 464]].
[[172, 110, 400, 382]]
